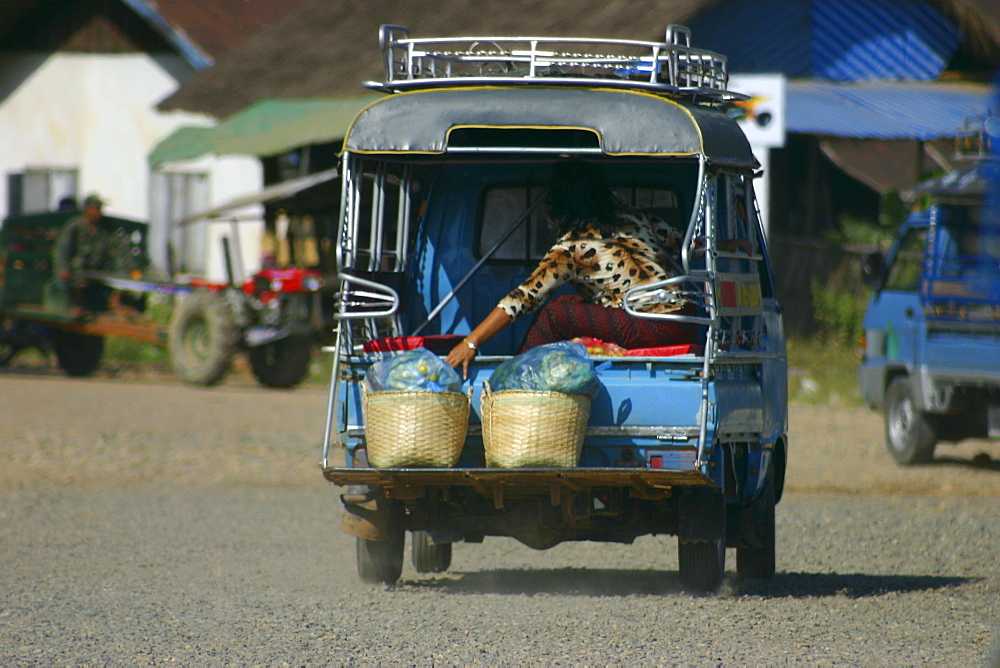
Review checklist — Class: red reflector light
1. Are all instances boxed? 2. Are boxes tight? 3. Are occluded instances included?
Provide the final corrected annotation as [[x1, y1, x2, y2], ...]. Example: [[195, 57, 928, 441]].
[[649, 455, 663, 469]]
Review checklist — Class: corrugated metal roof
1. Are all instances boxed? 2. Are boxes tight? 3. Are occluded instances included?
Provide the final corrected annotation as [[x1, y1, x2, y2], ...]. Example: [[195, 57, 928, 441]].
[[156, 0, 716, 118], [689, 0, 813, 77], [812, 0, 959, 80], [786, 80, 991, 139], [690, 0, 961, 81], [149, 96, 384, 167]]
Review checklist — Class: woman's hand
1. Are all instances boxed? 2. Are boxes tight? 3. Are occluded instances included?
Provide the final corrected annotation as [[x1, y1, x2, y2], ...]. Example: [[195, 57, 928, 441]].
[[445, 340, 477, 379], [443, 307, 514, 379]]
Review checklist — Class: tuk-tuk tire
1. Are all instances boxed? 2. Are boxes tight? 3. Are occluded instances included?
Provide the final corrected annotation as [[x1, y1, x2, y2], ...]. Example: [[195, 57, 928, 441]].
[[168, 291, 238, 387], [411, 531, 452, 573], [736, 474, 776, 580], [248, 334, 313, 388], [678, 536, 725, 593], [356, 502, 405, 585], [50, 329, 104, 377]]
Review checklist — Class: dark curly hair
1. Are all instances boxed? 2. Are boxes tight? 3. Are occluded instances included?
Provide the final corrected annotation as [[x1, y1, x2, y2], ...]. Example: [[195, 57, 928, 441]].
[[546, 161, 617, 236]]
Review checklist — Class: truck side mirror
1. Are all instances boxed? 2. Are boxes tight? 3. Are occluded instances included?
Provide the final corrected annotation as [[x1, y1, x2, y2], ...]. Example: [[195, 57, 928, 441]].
[[861, 251, 885, 290]]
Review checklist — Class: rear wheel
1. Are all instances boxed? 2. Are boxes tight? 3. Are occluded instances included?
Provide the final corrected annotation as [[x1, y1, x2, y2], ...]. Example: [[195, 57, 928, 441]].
[[0, 317, 23, 367], [736, 475, 776, 579], [0, 343, 16, 367], [678, 536, 725, 593], [885, 376, 936, 465], [356, 502, 405, 585], [411, 531, 452, 573], [248, 334, 312, 388], [50, 329, 104, 377], [168, 291, 238, 386]]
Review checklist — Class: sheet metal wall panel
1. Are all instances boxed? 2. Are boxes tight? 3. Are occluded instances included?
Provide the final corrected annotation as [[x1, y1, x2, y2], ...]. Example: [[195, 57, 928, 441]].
[[812, 0, 960, 81], [688, 0, 813, 77], [786, 81, 990, 139], [689, 0, 959, 81]]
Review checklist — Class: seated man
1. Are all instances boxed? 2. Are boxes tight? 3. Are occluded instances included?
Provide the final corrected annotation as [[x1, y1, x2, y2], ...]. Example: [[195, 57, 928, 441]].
[[53, 194, 116, 316]]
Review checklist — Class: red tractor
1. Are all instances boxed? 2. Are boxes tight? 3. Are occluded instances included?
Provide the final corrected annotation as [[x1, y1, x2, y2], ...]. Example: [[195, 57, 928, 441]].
[[0, 210, 329, 388]]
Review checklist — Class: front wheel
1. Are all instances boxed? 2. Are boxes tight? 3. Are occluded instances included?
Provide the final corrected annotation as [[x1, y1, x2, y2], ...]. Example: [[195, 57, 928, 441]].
[[411, 531, 452, 573], [49, 329, 104, 377], [248, 334, 313, 388], [885, 376, 936, 465]]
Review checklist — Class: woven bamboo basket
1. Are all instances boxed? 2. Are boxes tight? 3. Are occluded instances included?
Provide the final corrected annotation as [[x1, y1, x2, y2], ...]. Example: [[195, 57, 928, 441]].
[[481, 382, 591, 468], [363, 389, 470, 468]]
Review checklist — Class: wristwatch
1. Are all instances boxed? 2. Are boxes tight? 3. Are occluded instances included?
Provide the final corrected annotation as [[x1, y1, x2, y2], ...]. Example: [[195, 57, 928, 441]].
[[463, 338, 478, 351]]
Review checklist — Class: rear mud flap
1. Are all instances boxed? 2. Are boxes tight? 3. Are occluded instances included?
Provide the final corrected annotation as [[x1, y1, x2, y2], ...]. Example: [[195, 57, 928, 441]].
[[340, 495, 394, 541], [678, 487, 725, 542]]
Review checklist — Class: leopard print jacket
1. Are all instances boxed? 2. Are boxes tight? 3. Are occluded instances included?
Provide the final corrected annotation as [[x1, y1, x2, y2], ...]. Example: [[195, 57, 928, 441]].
[[497, 207, 686, 320]]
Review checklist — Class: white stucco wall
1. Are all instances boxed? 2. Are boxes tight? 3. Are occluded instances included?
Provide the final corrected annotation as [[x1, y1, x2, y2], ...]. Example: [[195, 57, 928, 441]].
[[0, 52, 265, 281], [1, 53, 194, 217], [156, 154, 265, 284]]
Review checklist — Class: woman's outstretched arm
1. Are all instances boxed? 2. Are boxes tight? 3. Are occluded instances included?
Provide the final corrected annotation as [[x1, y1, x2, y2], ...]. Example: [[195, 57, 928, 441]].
[[445, 307, 513, 379]]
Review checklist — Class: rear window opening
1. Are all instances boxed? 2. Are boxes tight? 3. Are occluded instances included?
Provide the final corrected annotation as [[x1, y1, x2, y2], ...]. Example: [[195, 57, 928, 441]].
[[447, 127, 601, 152]]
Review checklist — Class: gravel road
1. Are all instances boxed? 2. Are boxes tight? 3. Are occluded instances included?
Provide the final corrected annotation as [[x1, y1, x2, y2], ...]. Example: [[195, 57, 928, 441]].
[[2, 370, 998, 665]]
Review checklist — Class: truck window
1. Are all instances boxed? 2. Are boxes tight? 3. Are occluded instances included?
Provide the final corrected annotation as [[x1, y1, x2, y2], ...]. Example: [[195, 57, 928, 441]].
[[478, 182, 683, 262], [479, 184, 553, 261], [885, 227, 926, 291]]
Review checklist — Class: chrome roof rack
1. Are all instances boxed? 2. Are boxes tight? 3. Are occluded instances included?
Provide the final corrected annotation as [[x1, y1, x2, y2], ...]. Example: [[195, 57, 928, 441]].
[[364, 25, 746, 103]]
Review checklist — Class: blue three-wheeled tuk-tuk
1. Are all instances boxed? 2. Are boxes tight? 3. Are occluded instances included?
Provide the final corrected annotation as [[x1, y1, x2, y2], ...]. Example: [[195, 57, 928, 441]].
[[320, 25, 788, 592]]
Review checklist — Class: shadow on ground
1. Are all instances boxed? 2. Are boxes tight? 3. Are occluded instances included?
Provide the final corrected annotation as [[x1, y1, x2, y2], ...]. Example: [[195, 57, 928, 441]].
[[401, 568, 973, 598], [929, 453, 999, 471]]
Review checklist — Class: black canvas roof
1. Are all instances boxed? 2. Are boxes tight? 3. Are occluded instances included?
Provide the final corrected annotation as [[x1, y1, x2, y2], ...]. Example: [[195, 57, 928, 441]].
[[344, 87, 758, 166]]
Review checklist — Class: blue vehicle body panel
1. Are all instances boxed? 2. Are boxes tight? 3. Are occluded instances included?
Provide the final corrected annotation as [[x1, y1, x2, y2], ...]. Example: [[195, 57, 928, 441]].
[[860, 201, 1000, 418]]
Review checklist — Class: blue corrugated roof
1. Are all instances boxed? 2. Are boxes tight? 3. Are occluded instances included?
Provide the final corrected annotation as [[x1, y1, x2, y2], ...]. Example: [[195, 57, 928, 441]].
[[689, 0, 960, 81], [689, 0, 813, 77], [786, 80, 992, 139], [812, 0, 959, 80]]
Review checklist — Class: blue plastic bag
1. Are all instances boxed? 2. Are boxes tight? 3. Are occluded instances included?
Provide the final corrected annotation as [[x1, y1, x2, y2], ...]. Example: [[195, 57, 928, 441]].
[[364, 349, 462, 393], [489, 341, 600, 398]]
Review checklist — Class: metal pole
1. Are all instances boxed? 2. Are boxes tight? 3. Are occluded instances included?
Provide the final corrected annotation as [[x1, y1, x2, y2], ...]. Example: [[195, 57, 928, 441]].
[[321, 319, 345, 469], [411, 192, 547, 336]]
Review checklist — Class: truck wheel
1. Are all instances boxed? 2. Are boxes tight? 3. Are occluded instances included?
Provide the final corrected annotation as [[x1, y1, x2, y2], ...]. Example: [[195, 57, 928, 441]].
[[50, 329, 104, 377], [678, 536, 725, 593], [0, 318, 21, 366], [248, 334, 313, 388], [411, 531, 452, 573], [168, 291, 238, 386], [736, 474, 776, 579], [0, 343, 15, 367], [885, 377, 936, 465], [356, 502, 405, 585]]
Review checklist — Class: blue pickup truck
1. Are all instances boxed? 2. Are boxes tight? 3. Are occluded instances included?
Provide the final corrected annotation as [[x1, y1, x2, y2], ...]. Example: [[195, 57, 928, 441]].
[[859, 140, 1000, 465]]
